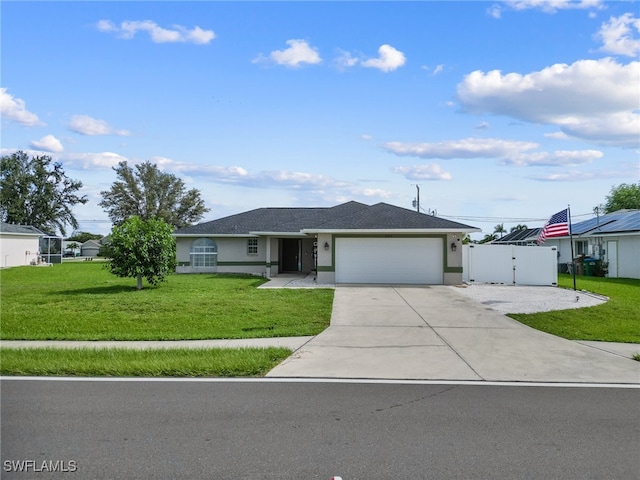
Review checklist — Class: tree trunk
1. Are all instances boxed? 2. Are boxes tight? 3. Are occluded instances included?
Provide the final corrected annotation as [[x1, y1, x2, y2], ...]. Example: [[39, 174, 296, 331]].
[[136, 274, 143, 290]]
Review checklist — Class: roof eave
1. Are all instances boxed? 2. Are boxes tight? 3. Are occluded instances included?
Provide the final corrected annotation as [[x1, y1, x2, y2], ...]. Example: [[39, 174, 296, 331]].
[[249, 231, 310, 237], [172, 233, 258, 238], [301, 228, 481, 234]]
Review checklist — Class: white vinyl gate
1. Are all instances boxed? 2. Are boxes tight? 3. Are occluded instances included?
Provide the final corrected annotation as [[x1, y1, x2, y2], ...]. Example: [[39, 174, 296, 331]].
[[463, 244, 558, 286]]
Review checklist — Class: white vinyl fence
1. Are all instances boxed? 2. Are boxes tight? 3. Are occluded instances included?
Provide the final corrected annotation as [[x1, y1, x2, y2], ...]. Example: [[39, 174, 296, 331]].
[[462, 244, 558, 286]]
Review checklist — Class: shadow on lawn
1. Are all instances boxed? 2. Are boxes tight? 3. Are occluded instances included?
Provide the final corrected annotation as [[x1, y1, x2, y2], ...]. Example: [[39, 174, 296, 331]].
[[58, 285, 147, 295]]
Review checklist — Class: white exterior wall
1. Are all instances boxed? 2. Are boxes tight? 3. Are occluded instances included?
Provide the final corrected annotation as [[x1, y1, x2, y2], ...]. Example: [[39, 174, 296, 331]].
[[175, 236, 268, 276], [0, 235, 41, 267], [316, 233, 335, 284], [610, 236, 640, 279], [544, 235, 639, 279]]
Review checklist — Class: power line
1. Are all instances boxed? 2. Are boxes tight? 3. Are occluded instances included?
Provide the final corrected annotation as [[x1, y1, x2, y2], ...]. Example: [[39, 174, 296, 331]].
[[437, 212, 594, 224]]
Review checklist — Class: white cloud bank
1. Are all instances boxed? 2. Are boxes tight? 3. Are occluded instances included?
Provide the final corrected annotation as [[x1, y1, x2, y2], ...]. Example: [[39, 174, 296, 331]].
[[488, 0, 604, 18], [97, 19, 215, 45], [384, 137, 538, 159], [456, 58, 640, 147], [392, 164, 452, 181], [0, 88, 44, 126], [384, 137, 604, 180], [69, 115, 130, 136], [254, 39, 322, 67], [30, 135, 64, 153]]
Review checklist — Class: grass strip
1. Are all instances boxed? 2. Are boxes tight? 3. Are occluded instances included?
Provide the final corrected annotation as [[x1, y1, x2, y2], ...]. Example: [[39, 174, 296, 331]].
[[509, 275, 640, 343], [0, 347, 292, 377]]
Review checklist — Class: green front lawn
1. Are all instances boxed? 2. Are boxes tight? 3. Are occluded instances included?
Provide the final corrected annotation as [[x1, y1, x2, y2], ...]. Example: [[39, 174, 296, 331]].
[[509, 274, 640, 343], [0, 263, 334, 340], [0, 347, 292, 377]]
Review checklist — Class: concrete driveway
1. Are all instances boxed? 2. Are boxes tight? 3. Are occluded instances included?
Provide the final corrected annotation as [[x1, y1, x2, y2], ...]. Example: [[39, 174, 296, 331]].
[[267, 286, 640, 383]]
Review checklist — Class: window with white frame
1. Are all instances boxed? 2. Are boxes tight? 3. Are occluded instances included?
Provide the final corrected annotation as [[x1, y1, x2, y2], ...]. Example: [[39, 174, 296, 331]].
[[575, 240, 588, 256], [190, 238, 217, 268], [247, 238, 258, 255]]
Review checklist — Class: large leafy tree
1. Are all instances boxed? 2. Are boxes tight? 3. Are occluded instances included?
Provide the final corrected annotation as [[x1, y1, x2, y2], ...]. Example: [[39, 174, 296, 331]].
[[99, 161, 209, 228], [105, 216, 176, 290], [0, 151, 87, 235], [601, 183, 640, 213]]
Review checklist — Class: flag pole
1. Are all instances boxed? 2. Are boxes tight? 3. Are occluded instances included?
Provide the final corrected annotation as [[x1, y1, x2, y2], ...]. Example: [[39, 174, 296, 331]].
[[568, 204, 576, 291]]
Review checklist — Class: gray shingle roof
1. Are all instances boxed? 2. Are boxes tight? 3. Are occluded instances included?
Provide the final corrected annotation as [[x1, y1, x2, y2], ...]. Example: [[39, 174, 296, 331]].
[[0, 222, 47, 236], [174, 201, 477, 236], [308, 202, 476, 230]]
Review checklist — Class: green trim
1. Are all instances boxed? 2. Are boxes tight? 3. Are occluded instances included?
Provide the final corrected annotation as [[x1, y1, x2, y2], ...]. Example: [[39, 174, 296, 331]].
[[444, 266, 463, 273], [217, 261, 266, 267], [317, 265, 335, 272]]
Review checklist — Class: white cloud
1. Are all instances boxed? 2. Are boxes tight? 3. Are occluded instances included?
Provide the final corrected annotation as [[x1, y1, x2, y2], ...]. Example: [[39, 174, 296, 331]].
[[356, 188, 394, 198], [392, 164, 452, 181], [60, 151, 129, 169], [334, 49, 359, 70], [96, 19, 117, 32], [362, 44, 406, 72], [97, 19, 215, 45], [503, 149, 603, 166], [490, 0, 604, 17], [256, 39, 322, 68], [544, 131, 569, 139], [69, 115, 130, 136], [432, 64, 445, 76], [457, 58, 640, 147], [30, 135, 64, 153], [383, 137, 538, 159], [0, 88, 44, 126], [148, 156, 347, 190], [595, 13, 640, 57], [527, 168, 623, 182]]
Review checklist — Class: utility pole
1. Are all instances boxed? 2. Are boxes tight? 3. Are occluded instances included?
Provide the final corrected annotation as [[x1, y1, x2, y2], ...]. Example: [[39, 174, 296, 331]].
[[411, 184, 420, 213]]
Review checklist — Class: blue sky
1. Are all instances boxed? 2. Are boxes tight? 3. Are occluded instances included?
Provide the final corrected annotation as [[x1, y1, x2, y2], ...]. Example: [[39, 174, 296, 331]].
[[2, 0, 639, 238]]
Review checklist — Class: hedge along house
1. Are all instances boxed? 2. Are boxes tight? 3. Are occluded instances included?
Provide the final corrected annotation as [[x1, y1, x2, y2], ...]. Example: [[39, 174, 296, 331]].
[[173, 201, 479, 285]]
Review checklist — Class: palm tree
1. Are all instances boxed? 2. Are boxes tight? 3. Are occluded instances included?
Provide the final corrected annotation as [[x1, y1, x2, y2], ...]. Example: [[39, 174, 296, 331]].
[[479, 233, 498, 244], [510, 224, 528, 232], [493, 223, 507, 239]]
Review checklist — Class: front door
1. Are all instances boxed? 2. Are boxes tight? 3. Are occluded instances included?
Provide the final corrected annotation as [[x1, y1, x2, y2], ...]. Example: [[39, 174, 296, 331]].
[[281, 239, 301, 272]]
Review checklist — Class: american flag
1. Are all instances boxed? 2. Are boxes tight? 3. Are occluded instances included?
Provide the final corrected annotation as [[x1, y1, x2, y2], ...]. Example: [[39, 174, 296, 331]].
[[537, 209, 570, 244]]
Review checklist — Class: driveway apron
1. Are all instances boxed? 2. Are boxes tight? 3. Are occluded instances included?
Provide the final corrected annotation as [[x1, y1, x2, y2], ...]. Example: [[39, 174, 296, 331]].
[[267, 286, 640, 383]]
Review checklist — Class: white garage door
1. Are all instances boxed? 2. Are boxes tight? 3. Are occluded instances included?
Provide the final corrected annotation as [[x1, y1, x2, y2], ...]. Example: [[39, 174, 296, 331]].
[[335, 237, 443, 284]]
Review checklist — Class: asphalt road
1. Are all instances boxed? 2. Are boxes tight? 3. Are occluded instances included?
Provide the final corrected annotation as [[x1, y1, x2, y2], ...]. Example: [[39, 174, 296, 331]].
[[2, 379, 639, 480]]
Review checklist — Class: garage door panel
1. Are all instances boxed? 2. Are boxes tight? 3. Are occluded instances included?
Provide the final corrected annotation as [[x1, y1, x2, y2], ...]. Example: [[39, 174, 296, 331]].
[[335, 237, 443, 284]]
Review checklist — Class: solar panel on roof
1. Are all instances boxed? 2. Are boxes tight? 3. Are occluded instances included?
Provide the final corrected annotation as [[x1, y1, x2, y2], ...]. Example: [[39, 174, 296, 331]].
[[597, 212, 640, 233], [571, 211, 640, 235]]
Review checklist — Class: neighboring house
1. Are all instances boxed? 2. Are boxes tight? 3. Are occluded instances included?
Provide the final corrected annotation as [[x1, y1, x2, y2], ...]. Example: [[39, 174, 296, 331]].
[[0, 223, 62, 266], [0, 222, 46, 267], [80, 239, 102, 257], [543, 209, 640, 279], [492, 228, 541, 246], [173, 201, 479, 285]]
